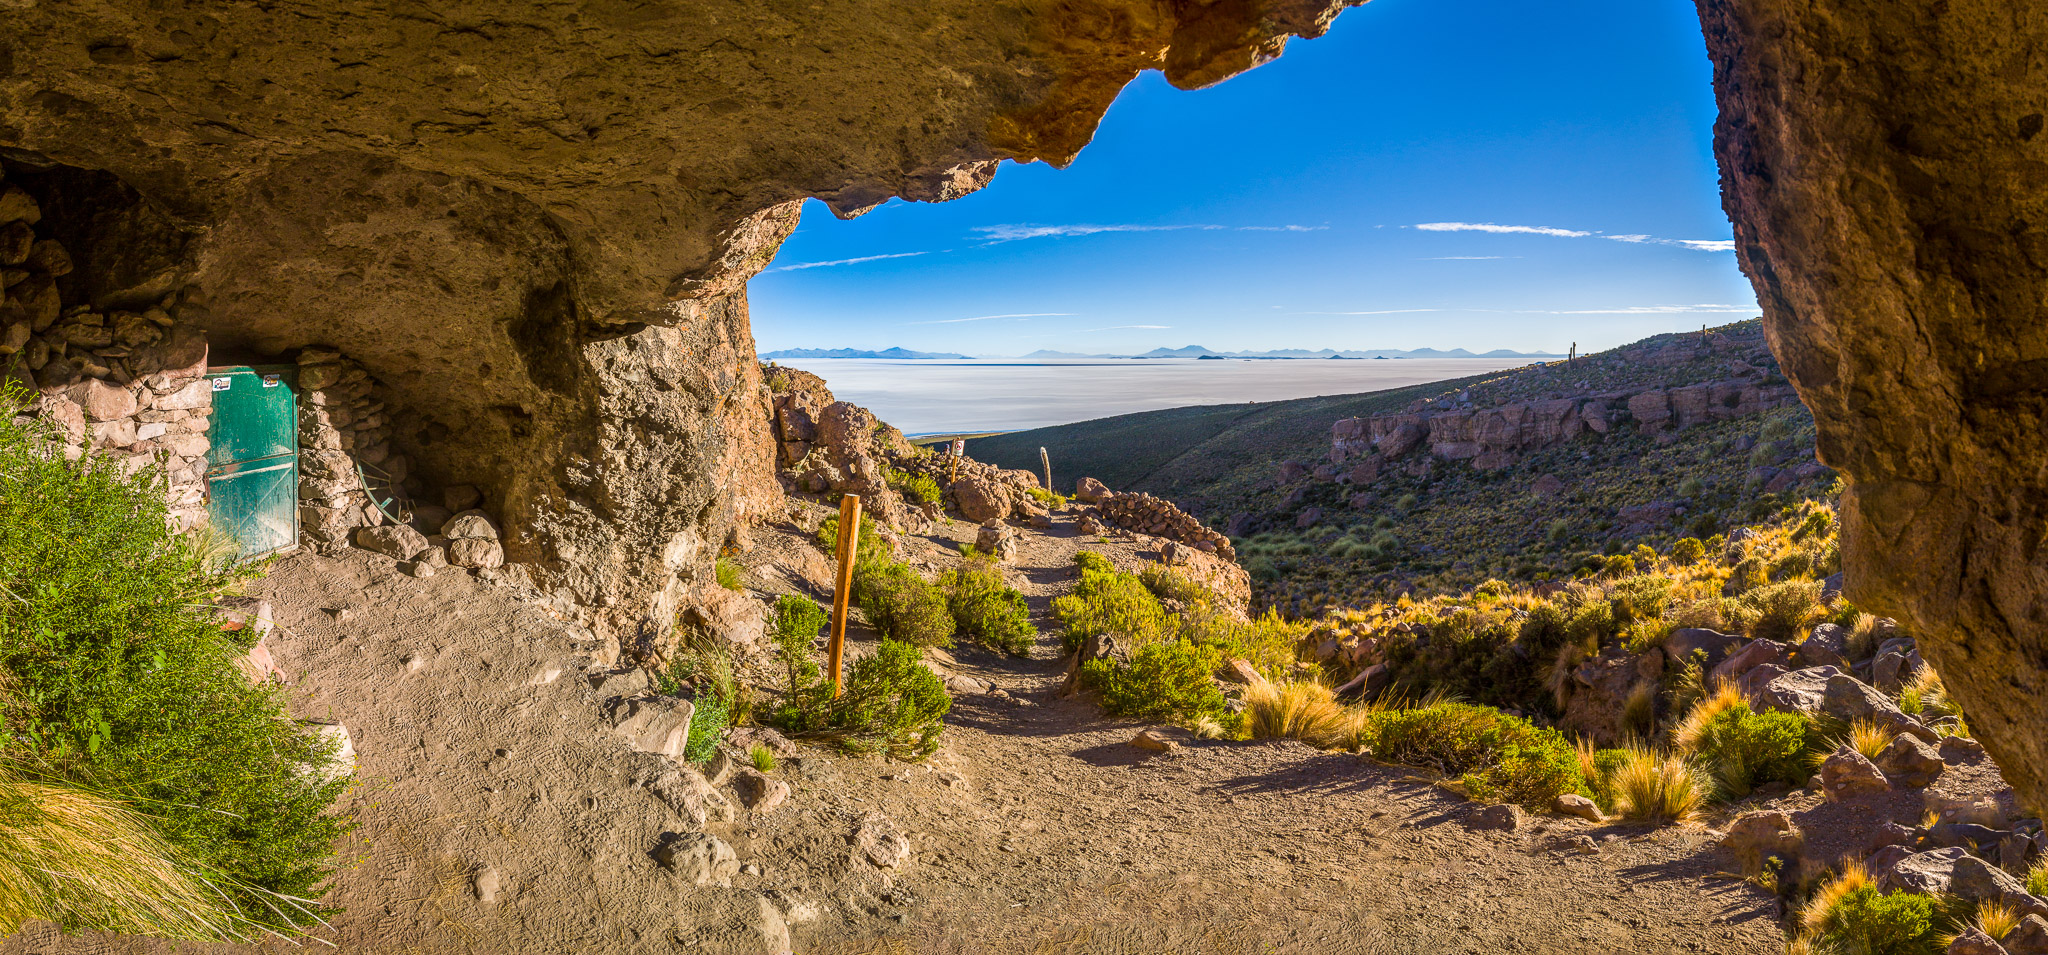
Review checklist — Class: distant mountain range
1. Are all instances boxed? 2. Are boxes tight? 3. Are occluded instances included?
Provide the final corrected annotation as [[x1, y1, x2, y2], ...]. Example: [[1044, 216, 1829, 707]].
[[764, 345, 1564, 360], [761, 346, 975, 360]]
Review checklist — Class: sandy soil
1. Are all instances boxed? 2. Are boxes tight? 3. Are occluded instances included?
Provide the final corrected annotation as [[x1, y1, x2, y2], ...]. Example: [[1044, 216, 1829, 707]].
[[3, 506, 1800, 955]]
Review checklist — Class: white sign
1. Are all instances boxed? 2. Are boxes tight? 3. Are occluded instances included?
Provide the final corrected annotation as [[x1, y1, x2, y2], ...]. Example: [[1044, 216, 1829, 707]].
[[211, 377, 232, 391]]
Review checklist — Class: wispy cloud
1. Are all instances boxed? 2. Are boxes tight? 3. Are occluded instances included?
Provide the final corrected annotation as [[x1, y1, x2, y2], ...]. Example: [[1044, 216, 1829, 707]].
[[1604, 235, 1738, 253], [1414, 222, 1591, 238], [1085, 324, 1172, 331], [1411, 221, 1735, 252], [1298, 309, 1442, 315], [767, 250, 934, 272], [906, 312, 1074, 325], [1526, 304, 1756, 315], [971, 223, 1326, 243]]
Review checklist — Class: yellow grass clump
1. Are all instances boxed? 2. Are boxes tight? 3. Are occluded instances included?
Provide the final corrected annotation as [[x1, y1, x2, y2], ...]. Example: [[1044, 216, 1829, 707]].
[[1847, 718, 1898, 761], [1671, 681, 1746, 755], [1244, 681, 1353, 749], [1608, 746, 1705, 824], [0, 769, 256, 940], [1798, 861, 1872, 939]]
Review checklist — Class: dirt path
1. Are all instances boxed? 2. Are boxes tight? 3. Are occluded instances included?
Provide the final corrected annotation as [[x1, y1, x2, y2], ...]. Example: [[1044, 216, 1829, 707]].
[[3, 510, 1786, 955]]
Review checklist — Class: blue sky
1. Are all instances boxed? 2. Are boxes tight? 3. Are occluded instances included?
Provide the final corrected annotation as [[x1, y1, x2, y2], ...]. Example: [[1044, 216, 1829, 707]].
[[749, 0, 1755, 358]]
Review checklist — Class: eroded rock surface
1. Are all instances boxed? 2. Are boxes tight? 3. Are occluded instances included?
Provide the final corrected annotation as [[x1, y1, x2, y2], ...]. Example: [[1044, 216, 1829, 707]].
[[0, 0, 1360, 637], [1698, 0, 2048, 812]]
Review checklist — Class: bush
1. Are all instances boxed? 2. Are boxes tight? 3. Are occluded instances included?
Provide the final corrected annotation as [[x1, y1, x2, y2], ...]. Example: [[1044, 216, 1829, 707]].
[[1355, 702, 1591, 809], [767, 634, 950, 761], [1600, 554, 1637, 578], [1082, 639, 1237, 732], [1609, 575, 1673, 626], [1024, 486, 1067, 508], [887, 468, 943, 506], [858, 563, 956, 648], [1608, 747, 1706, 824], [1139, 564, 1213, 607], [1690, 701, 1819, 798], [683, 695, 728, 764], [1052, 558, 1170, 654], [941, 560, 1036, 656], [1733, 580, 1825, 642], [0, 408, 346, 930], [715, 557, 743, 591], [1724, 556, 1768, 595], [1800, 866, 1944, 955], [1669, 538, 1706, 565]]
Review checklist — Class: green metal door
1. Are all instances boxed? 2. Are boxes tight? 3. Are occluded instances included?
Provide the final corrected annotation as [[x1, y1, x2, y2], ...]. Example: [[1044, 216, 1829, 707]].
[[205, 365, 300, 560]]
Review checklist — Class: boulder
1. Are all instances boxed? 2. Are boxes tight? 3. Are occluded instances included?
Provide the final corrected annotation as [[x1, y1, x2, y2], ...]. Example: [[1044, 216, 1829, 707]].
[[1755, 665, 1842, 716], [1666, 628, 1745, 671], [1738, 663, 1789, 704], [353, 523, 429, 561], [657, 832, 739, 887], [1823, 673, 1908, 724], [441, 509, 500, 540], [1722, 810, 1804, 875], [2007, 915, 2048, 955], [1797, 623, 1853, 669], [1711, 638, 1790, 687], [1875, 733, 1946, 788], [1947, 928, 2008, 955], [1074, 476, 1113, 504], [853, 812, 911, 869], [1464, 804, 1522, 831], [731, 770, 790, 812], [683, 585, 766, 648], [1218, 658, 1268, 686], [1874, 649, 1918, 692], [951, 475, 1008, 523], [1335, 662, 1390, 700], [605, 695, 695, 760], [1553, 793, 1603, 822], [1819, 746, 1889, 802], [446, 537, 505, 570], [1876, 848, 2048, 919], [643, 767, 735, 829]]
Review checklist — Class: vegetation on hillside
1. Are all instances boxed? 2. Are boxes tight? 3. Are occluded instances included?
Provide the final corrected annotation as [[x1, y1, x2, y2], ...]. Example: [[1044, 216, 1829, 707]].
[[0, 398, 348, 936], [764, 595, 951, 760]]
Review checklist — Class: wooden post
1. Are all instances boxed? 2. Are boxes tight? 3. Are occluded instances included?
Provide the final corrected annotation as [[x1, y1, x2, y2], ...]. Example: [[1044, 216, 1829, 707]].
[[828, 493, 861, 698], [1039, 446, 1051, 494], [948, 438, 964, 483]]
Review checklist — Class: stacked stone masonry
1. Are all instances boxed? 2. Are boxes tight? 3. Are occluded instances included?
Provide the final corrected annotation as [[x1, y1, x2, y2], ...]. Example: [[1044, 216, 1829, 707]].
[[1089, 490, 1236, 563], [2, 165, 213, 531], [295, 349, 407, 547]]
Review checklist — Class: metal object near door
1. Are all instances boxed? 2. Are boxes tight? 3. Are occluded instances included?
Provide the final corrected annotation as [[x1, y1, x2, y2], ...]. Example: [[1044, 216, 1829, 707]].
[[204, 365, 300, 560]]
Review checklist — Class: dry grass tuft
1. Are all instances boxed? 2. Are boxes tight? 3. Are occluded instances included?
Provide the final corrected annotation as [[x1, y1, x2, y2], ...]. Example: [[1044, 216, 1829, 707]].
[[1847, 719, 1897, 761], [1975, 900, 2020, 941], [1244, 681, 1351, 749], [1608, 746, 1705, 825], [1671, 680, 1746, 755], [1798, 861, 1871, 939], [0, 769, 260, 939]]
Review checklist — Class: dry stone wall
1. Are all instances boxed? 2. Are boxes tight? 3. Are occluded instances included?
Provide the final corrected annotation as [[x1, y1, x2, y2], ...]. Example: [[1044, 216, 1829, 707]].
[[296, 349, 407, 548]]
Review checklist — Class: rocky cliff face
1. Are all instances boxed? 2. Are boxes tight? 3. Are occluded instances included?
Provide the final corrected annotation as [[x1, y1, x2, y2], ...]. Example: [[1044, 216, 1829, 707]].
[[1699, 0, 2048, 812], [0, 0, 1360, 638]]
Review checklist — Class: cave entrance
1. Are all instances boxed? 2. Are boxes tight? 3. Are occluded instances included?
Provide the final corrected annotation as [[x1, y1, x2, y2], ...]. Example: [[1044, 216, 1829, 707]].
[[202, 363, 301, 561]]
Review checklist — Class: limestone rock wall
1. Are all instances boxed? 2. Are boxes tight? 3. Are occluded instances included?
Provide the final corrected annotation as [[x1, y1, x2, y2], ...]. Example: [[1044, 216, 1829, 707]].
[[1698, 0, 2048, 812]]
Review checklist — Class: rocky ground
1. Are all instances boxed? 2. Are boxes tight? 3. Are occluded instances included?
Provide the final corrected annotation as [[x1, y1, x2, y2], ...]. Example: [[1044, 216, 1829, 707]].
[[1, 500, 1807, 955]]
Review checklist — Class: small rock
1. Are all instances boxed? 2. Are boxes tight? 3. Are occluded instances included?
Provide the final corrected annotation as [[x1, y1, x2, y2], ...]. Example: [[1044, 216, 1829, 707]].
[[853, 812, 912, 869], [400, 559, 436, 578], [446, 537, 505, 570], [353, 523, 429, 561], [1553, 793, 1603, 822], [473, 867, 501, 904], [974, 519, 1018, 562], [1711, 638, 1791, 687], [1129, 729, 1178, 752], [656, 832, 738, 886], [1218, 658, 1268, 686], [728, 726, 799, 758], [604, 695, 695, 760], [1947, 927, 2008, 955], [1722, 810, 1803, 875], [1074, 476, 1114, 503], [703, 751, 735, 786], [1465, 804, 1523, 831], [1819, 747, 1890, 802], [732, 770, 790, 812]]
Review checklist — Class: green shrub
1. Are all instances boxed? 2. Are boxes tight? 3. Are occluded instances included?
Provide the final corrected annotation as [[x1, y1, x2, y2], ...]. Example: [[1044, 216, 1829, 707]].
[[857, 563, 956, 648], [1690, 702, 1819, 798], [1632, 543, 1659, 568], [1052, 559, 1170, 654], [1769, 549, 1813, 581], [1587, 747, 1632, 809], [1599, 554, 1637, 578], [1792, 509, 1835, 542], [767, 632, 950, 760], [1733, 580, 1824, 642], [1725, 555, 1768, 595], [714, 557, 743, 591], [1081, 639, 1237, 732], [1356, 702, 1590, 808], [941, 560, 1035, 656], [1473, 579, 1512, 600], [1139, 565, 1213, 606], [1808, 885, 1943, 955], [887, 468, 942, 506], [1024, 486, 1068, 508], [683, 695, 727, 764], [747, 743, 777, 773], [0, 408, 346, 930], [1668, 538, 1706, 565], [1609, 575, 1673, 626]]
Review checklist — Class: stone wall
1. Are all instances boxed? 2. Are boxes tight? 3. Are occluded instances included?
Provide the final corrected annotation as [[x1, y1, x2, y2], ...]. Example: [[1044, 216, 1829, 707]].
[[295, 349, 407, 548], [3, 163, 213, 530]]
